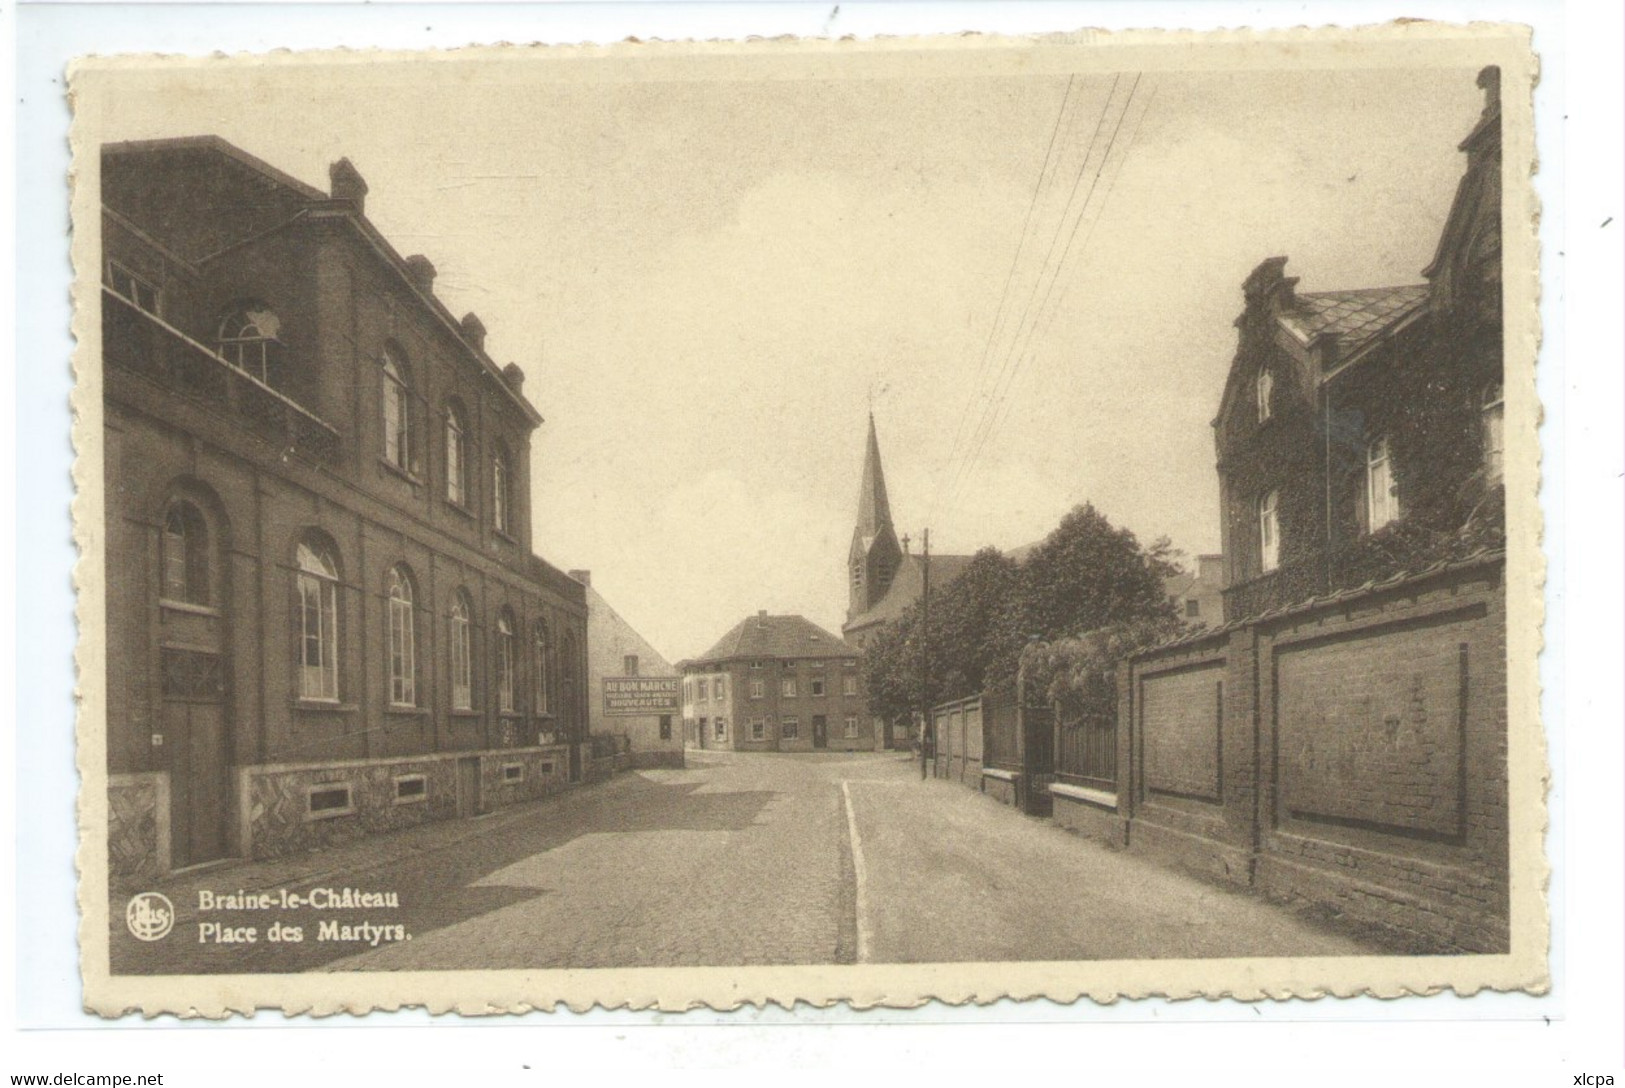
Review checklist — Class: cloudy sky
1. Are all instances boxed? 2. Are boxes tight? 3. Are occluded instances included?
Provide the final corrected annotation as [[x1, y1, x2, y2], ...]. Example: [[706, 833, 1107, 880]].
[[89, 44, 1489, 661]]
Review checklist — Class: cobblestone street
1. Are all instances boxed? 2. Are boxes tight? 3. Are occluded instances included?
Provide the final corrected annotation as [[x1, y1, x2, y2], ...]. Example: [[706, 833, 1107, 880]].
[[112, 752, 1389, 974]]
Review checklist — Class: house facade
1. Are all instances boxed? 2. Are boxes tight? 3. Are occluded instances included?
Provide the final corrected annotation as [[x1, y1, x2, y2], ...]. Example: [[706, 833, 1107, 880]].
[[683, 613, 871, 752], [1049, 68, 1509, 953], [100, 136, 589, 885], [1162, 553, 1224, 629], [573, 570, 684, 769]]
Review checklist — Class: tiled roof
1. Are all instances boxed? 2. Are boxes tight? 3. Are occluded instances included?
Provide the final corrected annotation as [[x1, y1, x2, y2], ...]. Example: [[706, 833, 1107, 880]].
[[691, 613, 855, 665], [1277, 284, 1430, 358]]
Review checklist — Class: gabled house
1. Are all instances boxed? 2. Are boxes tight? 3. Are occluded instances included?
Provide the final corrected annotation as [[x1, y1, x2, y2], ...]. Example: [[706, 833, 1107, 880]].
[[1214, 67, 1504, 621]]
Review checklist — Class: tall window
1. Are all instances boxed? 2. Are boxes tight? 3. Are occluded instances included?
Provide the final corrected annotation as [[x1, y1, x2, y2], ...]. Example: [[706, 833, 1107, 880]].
[[1256, 367, 1274, 423], [533, 621, 550, 716], [218, 302, 282, 387], [445, 402, 467, 506], [750, 678, 765, 700], [387, 567, 417, 707], [382, 348, 412, 473], [450, 591, 473, 710], [781, 677, 798, 698], [844, 716, 859, 739], [296, 539, 339, 701], [1366, 436, 1399, 531], [782, 717, 799, 740], [1258, 490, 1280, 573], [496, 611, 516, 713], [1482, 382, 1505, 484], [714, 676, 726, 701], [492, 448, 511, 534], [160, 502, 208, 605], [842, 675, 858, 697]]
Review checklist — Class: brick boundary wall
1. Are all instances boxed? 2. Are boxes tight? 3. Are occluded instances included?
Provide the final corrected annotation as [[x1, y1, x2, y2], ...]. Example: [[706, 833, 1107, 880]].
[[1052, 555, 1508, 953]]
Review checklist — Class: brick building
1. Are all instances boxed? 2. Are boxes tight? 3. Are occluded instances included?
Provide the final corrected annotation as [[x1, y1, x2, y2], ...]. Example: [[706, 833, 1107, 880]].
[[100, 137, 589, 885], [572, 570, 684, 770], [1048, 68, 1509, 952], [682, 613, 871, 752]]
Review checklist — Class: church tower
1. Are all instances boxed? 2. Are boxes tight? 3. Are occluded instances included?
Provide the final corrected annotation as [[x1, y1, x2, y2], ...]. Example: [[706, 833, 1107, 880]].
[[847, 414, 905, 623]]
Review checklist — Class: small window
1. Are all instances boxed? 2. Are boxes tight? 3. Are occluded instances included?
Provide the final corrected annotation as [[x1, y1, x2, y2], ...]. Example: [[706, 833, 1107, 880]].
[[782, 717, 799, 740], [624, 654, 639, 677], [842, 676, 859, 697], [450, 591, 473, 710], [811, 678, 826, 697], [296, 538, 340, 702], [108, 261, 159, 315], [810, 658, 825, 669], [1258, 490, 1280, 574], [713, 676, 726, 701], [1482, 382, 1505, 484], [1185, 598, 1201, 619], [161, 502, 209, 606], [381, 347, 413, 473], [541, 761, 555, 775], [502, 762, 524, 783], [306, 783, 353, 820], [1366, 436, 1399, 531], [750, 679, 765, 700], [844, 716, 858, 739], [750, 718, 766, 741], [496, 611, 516, 713], [781, 677, 798, 699], [714, 717, 727, 740], [659, 716, 672, 741], [445, 402, 468, 506], [697, 678, 709, 701], [218, 302, 283, 387], [1256, 367, 1274, 423], [749, 660, 763, 670], [393, 774, 428, 805]]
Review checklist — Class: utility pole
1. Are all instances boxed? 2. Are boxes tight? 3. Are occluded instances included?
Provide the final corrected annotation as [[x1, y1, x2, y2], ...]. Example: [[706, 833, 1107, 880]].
[[918, 527, 931, 781]]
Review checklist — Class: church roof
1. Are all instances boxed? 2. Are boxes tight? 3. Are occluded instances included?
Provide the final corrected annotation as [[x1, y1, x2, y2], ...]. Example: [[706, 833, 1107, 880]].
[[689, 613, 855, 666], [843, 552, 977, 633], [853, 413, 894, 541]]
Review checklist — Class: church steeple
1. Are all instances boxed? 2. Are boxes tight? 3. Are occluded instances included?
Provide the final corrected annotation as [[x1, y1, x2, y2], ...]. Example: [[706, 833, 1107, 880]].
[[847, 413, 904, 622]]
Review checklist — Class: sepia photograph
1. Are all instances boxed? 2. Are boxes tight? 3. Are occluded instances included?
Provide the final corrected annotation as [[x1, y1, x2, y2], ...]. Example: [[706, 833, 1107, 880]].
[[69, 24, 1543, 1014]]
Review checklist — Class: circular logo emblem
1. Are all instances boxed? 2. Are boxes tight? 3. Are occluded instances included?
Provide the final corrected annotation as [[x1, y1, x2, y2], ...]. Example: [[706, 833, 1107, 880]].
[[125, 892, 175, 942]]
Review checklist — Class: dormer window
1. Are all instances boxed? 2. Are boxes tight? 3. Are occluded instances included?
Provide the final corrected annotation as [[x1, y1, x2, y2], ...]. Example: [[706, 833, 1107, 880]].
[[1256, 367, 1274, 423], [218, 302, 283, 388]]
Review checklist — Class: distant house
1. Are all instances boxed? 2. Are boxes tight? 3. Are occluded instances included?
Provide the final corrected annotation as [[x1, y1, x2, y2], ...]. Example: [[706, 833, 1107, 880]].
[[682, 612, 870, 752], [1213, 67, 1504, 621], [571, 570, 684, 770], [1162, 554, 1224, 628]]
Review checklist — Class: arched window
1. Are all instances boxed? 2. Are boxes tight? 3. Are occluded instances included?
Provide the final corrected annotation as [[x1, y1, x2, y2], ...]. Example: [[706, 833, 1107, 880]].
[[218, 302, 283, 388], [1256, 367, 1274, 423], [296, 538, 340, 701], [496, 610, 516, 714], [533, 620, 550, 716], [382, 346, 413, 473], [492, 447, 511, 534], [1258, 490, 1280, 573], [450, 590, 473, 711], [445, 401, 467, 506], [1482, 382, 1505, 485], [387, 566, 417, 707], [161, 502, 209, 606]]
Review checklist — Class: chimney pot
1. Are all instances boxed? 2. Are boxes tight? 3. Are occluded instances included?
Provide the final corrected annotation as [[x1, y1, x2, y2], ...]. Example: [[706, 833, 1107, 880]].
[[329, 158, 368, 213], [502, 362, 525, 394], [404, 254, 436, 294], [460, 312, 487, 351]]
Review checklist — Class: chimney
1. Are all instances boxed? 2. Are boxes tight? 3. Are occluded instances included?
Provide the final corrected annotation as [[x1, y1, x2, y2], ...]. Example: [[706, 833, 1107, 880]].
[[568, 569, 591, 587], [460, 312, 486, 352], [502, 362, 525, 395], [1478, 65, 1501, 116], [329, 158, 368, 214], [404, 255, 436, 295], [1242, 256, 1298, 313]]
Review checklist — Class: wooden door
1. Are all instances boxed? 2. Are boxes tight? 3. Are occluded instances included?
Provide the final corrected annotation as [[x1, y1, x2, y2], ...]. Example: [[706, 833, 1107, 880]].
[[161, 647, 229, 868]]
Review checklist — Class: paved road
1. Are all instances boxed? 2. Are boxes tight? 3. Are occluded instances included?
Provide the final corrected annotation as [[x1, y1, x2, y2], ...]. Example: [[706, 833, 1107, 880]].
[[112, 751, 1385, 973]]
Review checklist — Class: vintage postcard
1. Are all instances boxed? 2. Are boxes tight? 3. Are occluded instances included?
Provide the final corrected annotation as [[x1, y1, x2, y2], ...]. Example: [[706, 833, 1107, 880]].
[[71, 23, 1544, 1016]]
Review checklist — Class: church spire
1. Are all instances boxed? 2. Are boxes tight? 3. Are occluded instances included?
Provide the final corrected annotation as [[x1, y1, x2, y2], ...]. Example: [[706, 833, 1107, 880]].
[[855, 412, 894, 539]]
